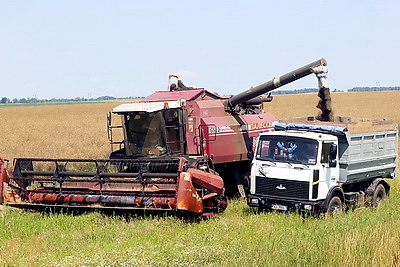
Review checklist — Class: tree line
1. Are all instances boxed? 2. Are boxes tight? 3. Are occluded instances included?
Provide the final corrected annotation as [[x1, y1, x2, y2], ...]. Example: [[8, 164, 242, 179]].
[[0, 95, 143, 104], [348, 86, 400, 92], [272, 86, 400, 95], [2, 86, 399, 104], [271, 88, 343, 95]]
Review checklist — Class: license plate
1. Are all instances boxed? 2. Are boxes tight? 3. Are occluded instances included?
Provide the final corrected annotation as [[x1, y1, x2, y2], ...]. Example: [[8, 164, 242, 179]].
[[271, 204, 288, 211]]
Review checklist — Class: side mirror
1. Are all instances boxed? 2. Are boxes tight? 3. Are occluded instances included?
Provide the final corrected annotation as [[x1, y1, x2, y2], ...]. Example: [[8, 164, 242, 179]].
[[329, 144, 338, 167], [247, 137, 254, 159], [329, 144, 337, 159]]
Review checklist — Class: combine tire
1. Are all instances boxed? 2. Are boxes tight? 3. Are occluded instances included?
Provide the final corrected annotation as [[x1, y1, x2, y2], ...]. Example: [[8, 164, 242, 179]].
[[371, 184, 387, 208], [326, 196, 343, 215]]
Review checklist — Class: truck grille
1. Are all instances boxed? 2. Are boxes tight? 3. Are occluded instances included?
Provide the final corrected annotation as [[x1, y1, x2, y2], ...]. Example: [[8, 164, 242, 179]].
[[255, 176, 309, 199]]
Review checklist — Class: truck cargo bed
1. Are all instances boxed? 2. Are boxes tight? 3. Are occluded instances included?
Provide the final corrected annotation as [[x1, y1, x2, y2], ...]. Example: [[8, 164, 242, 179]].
[[279, 116, 398, 183]]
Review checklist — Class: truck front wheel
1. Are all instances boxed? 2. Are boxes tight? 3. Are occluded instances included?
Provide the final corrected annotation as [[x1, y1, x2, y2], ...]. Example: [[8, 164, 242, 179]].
[[372, 184, 387, 207], [326, 196, 343, 215]]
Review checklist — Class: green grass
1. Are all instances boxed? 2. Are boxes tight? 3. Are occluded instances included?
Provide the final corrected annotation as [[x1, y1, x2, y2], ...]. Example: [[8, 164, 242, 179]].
[[1, 178, 400, 266]]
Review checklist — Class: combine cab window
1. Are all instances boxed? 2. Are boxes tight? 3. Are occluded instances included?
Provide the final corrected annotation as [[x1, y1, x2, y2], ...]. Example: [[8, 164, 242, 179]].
[[256, 135, 318, 165], [123, 108, 185, 157], [125, 112, 166, 157]]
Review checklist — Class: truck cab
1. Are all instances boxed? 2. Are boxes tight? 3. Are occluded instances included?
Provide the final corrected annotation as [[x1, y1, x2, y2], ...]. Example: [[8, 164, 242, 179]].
[[248, 120, 398, 214], [248, 129, 340, 213]]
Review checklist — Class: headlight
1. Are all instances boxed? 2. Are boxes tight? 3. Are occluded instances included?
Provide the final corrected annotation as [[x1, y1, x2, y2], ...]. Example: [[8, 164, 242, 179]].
[[304, 204, 312, 210], [250, 198, 259, 204]]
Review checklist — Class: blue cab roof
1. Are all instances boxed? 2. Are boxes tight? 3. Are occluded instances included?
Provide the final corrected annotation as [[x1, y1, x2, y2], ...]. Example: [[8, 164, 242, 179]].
[[275, 123, 348, 136]]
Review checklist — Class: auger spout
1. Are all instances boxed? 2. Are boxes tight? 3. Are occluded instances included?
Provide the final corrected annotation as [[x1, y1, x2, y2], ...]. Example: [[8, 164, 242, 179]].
[[224, 58, 333, 121]]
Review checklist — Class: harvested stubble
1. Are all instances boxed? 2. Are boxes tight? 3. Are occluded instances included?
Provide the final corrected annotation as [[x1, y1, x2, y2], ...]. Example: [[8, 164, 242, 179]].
[[266, 91, 400, 127], [2, 102, 125, 161]]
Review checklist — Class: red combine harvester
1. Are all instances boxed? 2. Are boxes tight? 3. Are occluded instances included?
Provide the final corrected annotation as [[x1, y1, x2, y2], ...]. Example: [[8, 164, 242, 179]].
[[0, 58, 331, 215]]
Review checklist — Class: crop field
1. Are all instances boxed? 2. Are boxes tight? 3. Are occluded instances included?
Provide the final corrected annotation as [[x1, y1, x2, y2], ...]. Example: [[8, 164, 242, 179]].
[[1, 91, 400, 266]]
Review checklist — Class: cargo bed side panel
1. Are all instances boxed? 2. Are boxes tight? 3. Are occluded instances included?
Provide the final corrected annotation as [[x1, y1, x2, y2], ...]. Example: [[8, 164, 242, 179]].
[[339, 129, 398, 183]]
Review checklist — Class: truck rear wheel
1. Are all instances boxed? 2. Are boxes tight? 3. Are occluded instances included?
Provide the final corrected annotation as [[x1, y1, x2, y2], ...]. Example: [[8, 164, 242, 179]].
[[327, 196, 343, 215], [372, 184, 387, 207]]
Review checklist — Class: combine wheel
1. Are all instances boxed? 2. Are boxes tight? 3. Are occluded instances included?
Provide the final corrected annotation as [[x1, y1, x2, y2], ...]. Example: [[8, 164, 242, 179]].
[[326, 196, 343, 215], [371, 184, 387, 208]]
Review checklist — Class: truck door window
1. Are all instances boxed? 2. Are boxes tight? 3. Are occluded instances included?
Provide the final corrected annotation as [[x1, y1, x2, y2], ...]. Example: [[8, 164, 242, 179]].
[[256, 140, 271, 159], [321, 143, 331, 164]]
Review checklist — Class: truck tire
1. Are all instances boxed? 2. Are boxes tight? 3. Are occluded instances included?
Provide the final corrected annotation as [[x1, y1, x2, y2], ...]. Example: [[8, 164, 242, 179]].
[[327, 196, 343, 215], [372, 184, 387, 207]]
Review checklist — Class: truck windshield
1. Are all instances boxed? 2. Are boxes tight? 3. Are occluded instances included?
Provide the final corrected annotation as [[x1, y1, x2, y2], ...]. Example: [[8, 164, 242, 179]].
[[123, 109, 184, 157], [256, 135, 318, 165]]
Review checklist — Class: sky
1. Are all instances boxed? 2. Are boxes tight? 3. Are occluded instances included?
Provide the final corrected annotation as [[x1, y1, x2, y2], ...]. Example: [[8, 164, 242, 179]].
[[1, 1, 399, 99]]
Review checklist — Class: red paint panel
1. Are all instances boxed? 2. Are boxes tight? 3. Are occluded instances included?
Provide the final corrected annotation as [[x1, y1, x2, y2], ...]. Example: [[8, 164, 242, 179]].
[[176, 172, 203, 214], [241, 113, 278, 136], [187, 168, 224, 194], [143, 90, 203, 102], [198, 113, 277, 164], [195, 100, 227, 117], [142, 89, 223, 102], [201, 117, 246, 164], [27, 192, 178, 210]]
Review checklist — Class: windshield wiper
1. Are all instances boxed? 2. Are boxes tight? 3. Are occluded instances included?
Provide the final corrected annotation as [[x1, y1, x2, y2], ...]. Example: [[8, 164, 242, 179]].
[[261, 161, 276, 167], [287, 159, 309, 168], [257, 157, 276, 165]]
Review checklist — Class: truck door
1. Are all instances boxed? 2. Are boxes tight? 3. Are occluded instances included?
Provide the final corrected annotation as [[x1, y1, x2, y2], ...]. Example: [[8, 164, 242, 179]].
[[319, 142, 340, 198]]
